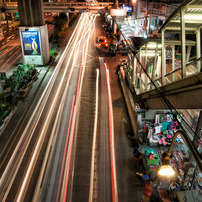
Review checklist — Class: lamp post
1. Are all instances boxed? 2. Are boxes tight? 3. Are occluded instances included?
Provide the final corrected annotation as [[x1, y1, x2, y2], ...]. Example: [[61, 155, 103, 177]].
[[132, 0, 137, 19], [158, 130, 202, 177], [158, 152, 175, 177]]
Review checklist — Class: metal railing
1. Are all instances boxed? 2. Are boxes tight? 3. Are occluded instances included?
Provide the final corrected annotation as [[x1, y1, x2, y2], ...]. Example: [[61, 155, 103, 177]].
[[133, 56, 202, 94]]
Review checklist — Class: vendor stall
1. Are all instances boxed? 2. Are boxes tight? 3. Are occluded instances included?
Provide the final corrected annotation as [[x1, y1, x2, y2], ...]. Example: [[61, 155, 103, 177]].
[[142, 148, 160, 175]]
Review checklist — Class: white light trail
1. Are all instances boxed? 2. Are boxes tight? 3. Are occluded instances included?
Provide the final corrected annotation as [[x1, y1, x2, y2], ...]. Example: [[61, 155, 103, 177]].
[[88, 68, 99, 202], [16, 14, 87, 202], [0, 13, 85, 202], [105, 65, 118, 202]]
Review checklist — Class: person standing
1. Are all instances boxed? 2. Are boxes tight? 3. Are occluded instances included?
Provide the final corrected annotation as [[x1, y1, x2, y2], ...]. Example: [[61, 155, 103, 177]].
[[141, 180, 153, 202]]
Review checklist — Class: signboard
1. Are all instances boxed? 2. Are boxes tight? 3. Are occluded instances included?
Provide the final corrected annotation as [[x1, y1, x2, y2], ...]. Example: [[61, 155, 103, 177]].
[[19, 25, 50, 65], [109, 9, 126, 17], [21, 31, 41, 56], [123, 6, 132, 12]]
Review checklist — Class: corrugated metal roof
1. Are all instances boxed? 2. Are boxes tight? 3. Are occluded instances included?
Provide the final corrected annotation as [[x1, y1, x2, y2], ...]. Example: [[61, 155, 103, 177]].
[[159, 0, 202, 33]]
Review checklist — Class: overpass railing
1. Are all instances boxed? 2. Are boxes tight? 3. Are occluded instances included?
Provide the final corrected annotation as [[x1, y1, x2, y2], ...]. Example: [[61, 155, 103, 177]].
[[127, 55, 202, 95], [0, 2, 114, 11]]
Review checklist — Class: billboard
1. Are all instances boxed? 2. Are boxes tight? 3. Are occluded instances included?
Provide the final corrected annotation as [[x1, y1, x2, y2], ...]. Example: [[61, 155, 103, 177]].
[[109, 9, 126, 17], [21, 31, 41, 56]]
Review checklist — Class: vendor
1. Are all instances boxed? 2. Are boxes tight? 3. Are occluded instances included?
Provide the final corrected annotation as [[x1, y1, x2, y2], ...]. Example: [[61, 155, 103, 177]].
[[148, 152, 155, 160]]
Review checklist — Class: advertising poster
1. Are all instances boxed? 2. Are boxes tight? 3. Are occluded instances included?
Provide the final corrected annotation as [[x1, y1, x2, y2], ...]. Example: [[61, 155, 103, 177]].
[[21, 31, 41, 56]]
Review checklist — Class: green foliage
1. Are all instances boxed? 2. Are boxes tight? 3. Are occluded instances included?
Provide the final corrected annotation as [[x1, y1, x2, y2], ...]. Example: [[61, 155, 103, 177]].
[[49, 13, 77, 44], [3, 64, 38, 92], [0, 101, 12, 127], [51, 14, 69, 42]]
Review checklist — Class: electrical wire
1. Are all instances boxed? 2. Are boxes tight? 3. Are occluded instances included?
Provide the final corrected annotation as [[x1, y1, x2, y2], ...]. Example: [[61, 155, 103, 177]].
[[113, 19, 202, 145]]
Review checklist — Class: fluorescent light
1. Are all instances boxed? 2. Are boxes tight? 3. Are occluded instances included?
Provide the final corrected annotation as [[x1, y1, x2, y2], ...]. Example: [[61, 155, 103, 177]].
[[141, 53, 159, 56], [147, 44, 162, 48], [184, 14, 202, 20]]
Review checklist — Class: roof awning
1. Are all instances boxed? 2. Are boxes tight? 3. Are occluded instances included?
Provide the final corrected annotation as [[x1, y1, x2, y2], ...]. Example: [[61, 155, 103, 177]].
[[159, 0, 202, 34]]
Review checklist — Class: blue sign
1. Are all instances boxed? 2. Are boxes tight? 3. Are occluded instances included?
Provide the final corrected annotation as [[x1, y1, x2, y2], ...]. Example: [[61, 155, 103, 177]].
[[123, 6, 132, 12], [21, 31, 41, 55]]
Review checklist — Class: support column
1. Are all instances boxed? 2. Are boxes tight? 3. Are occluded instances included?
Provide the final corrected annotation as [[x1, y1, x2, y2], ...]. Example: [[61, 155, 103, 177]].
[[139, 49, 142, 92], [133, 57, 137, 86], [186, 46, 191, 63], [113, 16, 117, 35], [145, 45, 148, 91], [151, 42, 158, 89], [172, 45, 175, 82], [17, 0, 50, 65], [196, 29, 201, 72], [17, 0, 44, 26], [161, 29, 166, 85], [181, 7, 186, 78]]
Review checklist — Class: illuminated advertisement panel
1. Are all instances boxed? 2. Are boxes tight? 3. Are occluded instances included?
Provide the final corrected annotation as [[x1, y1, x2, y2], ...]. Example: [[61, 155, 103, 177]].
[[21, 31, 41, 56]]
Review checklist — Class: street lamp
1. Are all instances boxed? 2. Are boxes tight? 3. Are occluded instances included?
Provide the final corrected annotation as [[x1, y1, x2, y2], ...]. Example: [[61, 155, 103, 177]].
[[158, 152, 175, 177], [158, 130, 202, 178], [158, 165, 175, 176]]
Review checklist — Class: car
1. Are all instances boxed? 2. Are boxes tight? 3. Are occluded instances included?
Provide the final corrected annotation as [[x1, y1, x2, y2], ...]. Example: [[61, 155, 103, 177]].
[[97, 36, 108, 48]]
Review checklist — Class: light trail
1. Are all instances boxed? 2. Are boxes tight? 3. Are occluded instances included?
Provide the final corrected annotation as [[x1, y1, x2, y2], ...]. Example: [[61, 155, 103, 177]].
[[88, 68, 99, 202], [105, 63, 118, 202], [0, 14, 84, 201], [15, 14, 87, 202], [55, 95, 75, 202], [62, 13, 98, 202], [0, 46, 21, 70], [63, 14, 96, 202], [42, 14, 90, 202]]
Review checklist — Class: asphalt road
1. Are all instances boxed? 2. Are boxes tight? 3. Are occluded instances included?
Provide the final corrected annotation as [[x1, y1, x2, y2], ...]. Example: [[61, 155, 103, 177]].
[[0, 14, 144, 202]]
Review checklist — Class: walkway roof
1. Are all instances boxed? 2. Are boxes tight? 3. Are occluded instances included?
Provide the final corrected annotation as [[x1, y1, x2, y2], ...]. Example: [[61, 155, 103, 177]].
[[136, 38, 196, 50], [159, 0, 202, 33]]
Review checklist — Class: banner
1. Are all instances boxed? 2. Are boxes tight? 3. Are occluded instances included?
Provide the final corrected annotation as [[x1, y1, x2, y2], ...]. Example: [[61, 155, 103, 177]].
[[21, 31, 41, 56]]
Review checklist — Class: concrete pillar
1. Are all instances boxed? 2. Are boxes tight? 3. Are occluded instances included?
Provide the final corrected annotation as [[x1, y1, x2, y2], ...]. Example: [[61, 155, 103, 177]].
[[17, 0, 50, 65], [156, 56, 161, 78], [112, 16, 117, 35], [17, 0, 45, 26], [132, 57, 137, 85], [161, 29, 166, 85], [180, 7, 186, 78], [186, 46, 191, 63], [151, 42, 158, 90], [145, 44, 148, 91], [139, 48, 142, 93], [172, 45, 175, 81], [196, 29, 201, 72]]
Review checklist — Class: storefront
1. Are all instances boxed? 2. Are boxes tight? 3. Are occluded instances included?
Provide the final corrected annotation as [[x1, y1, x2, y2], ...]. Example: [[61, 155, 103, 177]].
[[135, 108, 202, 201]]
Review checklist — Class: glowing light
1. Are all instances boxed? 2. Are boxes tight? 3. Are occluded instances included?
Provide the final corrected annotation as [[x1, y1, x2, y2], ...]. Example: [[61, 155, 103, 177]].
[[158, 165, 175, 177], [184, 14, 202, 20], [147, 44, 162, 48], [144, 33, 147, 39]]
